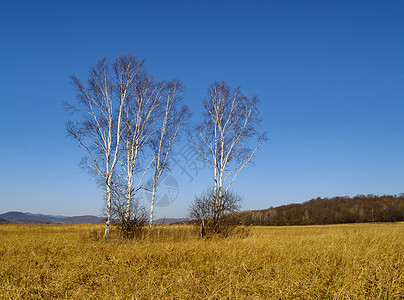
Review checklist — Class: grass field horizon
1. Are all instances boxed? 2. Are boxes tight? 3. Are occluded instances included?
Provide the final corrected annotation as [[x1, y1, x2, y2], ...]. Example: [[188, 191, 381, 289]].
[[1, 223, 403, 299]]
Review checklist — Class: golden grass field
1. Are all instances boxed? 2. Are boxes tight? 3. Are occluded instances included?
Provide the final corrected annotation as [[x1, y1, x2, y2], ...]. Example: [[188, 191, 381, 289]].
[[0, 223, 403, 299]]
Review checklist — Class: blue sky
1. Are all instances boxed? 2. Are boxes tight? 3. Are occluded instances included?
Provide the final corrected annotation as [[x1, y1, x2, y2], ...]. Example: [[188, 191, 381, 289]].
[[0, 1, 403, 218]]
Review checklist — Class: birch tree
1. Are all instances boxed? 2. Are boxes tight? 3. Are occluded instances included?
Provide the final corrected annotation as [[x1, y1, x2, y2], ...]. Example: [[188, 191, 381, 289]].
[[66, 55, 143, 238], [117, 73, 164, 235], [190, 80, 266, 233], [148, 79, 190, 230]]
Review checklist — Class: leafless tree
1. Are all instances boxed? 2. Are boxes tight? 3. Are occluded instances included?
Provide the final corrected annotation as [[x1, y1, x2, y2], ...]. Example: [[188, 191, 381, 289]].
[[66, 55, 143, 238], [148, 80, 190, 230], [110, 190, 148, 239], [190, 80, 266, 233], [188, 188, 242, 237]]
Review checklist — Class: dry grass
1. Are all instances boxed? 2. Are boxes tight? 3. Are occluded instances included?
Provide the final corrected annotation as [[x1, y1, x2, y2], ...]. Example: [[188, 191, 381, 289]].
[[0, 223, 403, 299]]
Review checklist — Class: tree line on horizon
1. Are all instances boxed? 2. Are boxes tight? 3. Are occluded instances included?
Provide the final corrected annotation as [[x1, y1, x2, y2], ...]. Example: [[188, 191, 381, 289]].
[[234, 194, 404, 226]]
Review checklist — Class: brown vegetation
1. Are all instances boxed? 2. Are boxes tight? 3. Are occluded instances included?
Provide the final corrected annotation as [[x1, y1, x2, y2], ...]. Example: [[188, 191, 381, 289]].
[[0, 223, 403, 299]]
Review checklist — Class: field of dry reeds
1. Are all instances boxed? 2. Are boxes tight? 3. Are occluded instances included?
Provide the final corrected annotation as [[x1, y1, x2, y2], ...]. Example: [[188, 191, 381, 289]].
[[0, 223, 403, 299]]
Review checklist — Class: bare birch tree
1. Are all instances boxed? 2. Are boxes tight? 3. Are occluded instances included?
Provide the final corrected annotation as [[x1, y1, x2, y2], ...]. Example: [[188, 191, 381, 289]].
[[66, 55, 143, 238], [190, 80, 266, 233], [116, 73, 164, 235], [148, 79, 190, 230], [188, 189, 241, 237]]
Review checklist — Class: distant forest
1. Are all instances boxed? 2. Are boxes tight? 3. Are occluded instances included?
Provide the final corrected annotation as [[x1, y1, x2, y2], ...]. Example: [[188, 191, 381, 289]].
[[235, 194, 404, 226]]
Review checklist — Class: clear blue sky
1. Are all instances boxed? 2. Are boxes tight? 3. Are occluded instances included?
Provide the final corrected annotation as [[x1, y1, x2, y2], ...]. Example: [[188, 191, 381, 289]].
[[0, 1, 403, 218]]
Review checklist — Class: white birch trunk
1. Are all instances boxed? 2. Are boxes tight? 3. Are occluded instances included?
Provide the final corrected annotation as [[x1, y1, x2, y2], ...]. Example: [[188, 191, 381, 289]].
[[149, 170, 158, 229], [104, 177, 112, 238], [124, 167, 133, 227]]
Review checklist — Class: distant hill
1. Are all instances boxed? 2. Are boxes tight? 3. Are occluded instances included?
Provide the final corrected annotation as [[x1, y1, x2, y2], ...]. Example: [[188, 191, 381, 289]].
[[56, 215, 104, 224], [0, 211, 56, 224], [0, 212, 103, 225], [0, 212, 186, 225], [0, 216, 13, 224], [153, 218, 189, 225]]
